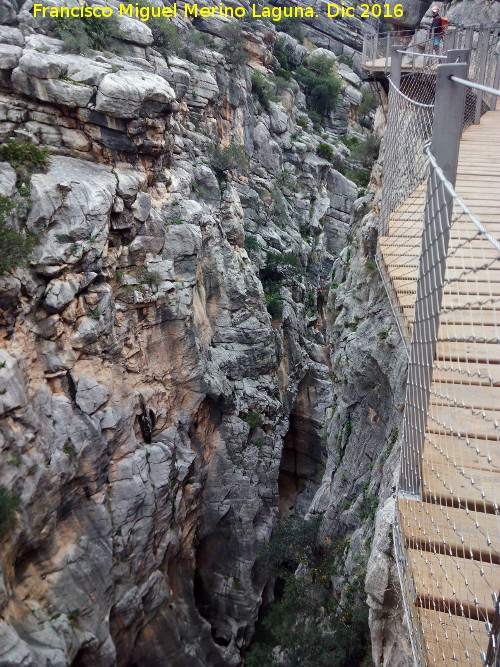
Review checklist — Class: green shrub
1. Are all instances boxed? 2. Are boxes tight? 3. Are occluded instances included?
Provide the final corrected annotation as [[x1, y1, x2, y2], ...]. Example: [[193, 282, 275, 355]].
[[297, 117, 308, 130], [246, 516, 372, 667], [244, 234, 260, 252], [137, 2, 181, 57], [273, 36, 293, 74], [251, 71, 275, 111], [0, 139, 50, 188], [339, 166, 370, 189], [258, 514, 321, 575], [0, 485, 21, 535], [296, 56, 341, 117], [307, 109, 323, 131], [52, 8, 122, 54], [243, 411, 263, 428], [277, 17, 303, 42], [261, 251, 301, 284], [182, 30, 213, 62], [135, 267, 162, 287], [208, 144, 248, 175], [0, 196, 37, 274], [340, 136, 359, 150], [357, 90, 378, 125], [316, 142, 334, 162], [350, 133, 381, 170], [265, 293, 283, 320], [221, 22, 248, 65], [337, 54, 354, 67]]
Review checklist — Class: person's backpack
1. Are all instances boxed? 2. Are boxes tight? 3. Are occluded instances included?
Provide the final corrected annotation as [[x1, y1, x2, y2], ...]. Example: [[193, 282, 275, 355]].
[[441, 16, 449, 32]]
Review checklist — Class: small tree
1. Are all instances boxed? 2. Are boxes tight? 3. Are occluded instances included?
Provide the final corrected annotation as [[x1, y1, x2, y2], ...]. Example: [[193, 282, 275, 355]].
[[208, 144, 248, 176], [251, 71, 275, 112], [221, 23, 248, 65], [296, 56, 341, 117], [316, 142, 335, 162], [0, 197, 36, 275], [137, 1, 181, 57], [52, 8, 123, 54]]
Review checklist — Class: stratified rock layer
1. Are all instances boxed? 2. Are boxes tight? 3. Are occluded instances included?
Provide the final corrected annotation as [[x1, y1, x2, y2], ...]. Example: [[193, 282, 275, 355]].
[[0, 3, 413, 666]]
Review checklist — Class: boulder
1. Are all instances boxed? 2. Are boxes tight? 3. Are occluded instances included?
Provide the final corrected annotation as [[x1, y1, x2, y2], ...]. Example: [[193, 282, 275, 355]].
[[0, 44, 22, 70], [116, 15, 154, 46], [95, 71, 175, 118], [0, 26, 25, 47], [268, 101, 288, 134], [27, 157, 116, 272], [75, 374, 110, 414], [12, 68, 94, 108], [0, 162, 17, 198]]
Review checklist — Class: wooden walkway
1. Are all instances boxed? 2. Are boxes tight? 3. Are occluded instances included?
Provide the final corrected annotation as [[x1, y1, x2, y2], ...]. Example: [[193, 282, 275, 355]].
[[380, 110, 500, 665], [363, 57, 425, 74]]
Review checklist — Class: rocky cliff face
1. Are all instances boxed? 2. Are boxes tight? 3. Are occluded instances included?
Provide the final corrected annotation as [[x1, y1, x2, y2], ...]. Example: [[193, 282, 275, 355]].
[[0, 2, 412, 665]]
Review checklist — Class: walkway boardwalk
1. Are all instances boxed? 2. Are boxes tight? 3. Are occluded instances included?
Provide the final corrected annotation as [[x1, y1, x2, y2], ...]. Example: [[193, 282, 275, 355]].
[[379, 109, 500, 664]]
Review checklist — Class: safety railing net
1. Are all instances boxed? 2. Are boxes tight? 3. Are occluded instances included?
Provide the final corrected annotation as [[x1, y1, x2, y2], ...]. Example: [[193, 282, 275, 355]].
[[396, 147, 500, 667], [463, 28, 500, 128], [377, 61, 437, 347], [372, 26, 500, 667]]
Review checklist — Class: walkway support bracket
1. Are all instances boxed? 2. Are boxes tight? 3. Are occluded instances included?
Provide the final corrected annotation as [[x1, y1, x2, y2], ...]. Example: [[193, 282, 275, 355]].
[[399, 62, 468, 495]]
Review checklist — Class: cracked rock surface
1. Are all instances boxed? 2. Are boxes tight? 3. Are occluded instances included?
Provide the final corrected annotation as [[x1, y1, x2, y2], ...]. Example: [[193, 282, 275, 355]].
[[0, 2, 415, 665]]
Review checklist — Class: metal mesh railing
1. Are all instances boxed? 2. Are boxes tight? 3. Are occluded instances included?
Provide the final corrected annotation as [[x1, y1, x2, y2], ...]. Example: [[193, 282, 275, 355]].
[[362, 29, 416, 73], [370, 24, 500, 667], [396, 146, 500, 667], [377, 60, 438, 347], [376, 28, 500, 348], [462, 28, 500, 128]]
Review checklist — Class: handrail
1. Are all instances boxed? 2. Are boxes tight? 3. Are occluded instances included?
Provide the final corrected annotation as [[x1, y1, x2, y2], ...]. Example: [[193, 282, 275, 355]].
[[449, 75, 500, 97], [398, 50, 446, 58], [387, 77, 435, 108], [376, 27, 500, 667], [424, 143, 500, 252]]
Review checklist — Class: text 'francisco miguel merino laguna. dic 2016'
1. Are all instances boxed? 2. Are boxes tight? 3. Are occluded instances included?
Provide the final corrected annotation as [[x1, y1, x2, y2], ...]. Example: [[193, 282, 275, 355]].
[[32, 3, 362, 22]]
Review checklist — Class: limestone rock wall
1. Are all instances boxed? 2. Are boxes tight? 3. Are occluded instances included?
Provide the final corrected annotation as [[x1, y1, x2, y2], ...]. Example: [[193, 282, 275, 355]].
[[0, 2, 416, 666]]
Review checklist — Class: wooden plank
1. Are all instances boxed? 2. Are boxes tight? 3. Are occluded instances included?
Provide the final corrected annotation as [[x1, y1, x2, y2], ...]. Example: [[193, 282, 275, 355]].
[[422, 459, 499, 514], [430, 365, 500, 386], [384, 266, 500, 281], [380, 238, 497, 252], [418, 608, 489, 666], [424, 429, 500, 472], [427, 403, 500, 442], [389, 279, 500, 299], [407, 548, 500, 621], [435, 340, 500, 364], [381, 248, 500, 262], [398, 498, 500, 564], [430, 381, 500, 412]]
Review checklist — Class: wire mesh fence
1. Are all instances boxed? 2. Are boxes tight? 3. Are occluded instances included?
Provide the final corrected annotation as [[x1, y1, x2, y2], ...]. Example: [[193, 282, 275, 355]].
[[462, 28, 500, 128], [396, 146, 500, 666], [368, 22, 500, 667], [377, 63, 437, 346]]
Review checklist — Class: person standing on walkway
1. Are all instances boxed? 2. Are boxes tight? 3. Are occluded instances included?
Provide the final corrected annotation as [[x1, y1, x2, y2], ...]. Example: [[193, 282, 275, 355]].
[[429, 6, 443, 53]]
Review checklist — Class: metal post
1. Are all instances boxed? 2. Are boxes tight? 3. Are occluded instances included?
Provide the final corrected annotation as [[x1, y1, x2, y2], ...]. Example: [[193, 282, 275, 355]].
[[447, 48, 470, 68], [464, 26, 474, 51], [385, 33, 392, 73], [443, 27, 456, 54], [373, 32, 379, 67], [492, 53, 500, 111], [390, 45, 403, 89], [474, 29, 491, 124], [400, 62, 468, 495]]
